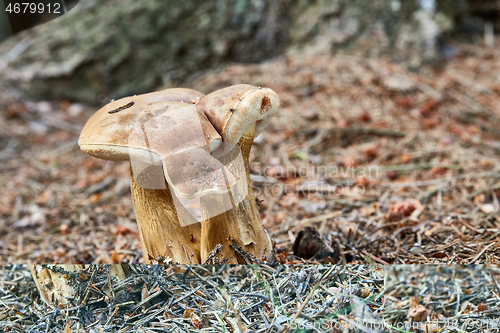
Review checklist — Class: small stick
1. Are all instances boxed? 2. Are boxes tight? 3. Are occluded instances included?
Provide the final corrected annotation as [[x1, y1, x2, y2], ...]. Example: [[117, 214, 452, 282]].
[[202, 244, 224, 264], [361, 251, 390, 265], [108, 101, 134, 114], [292, 266, 340, 320], [230, 240, 258, 264], [489, 271, 500, 297], [469, 242, 496, 264], [221, 289, 245, 333], [294, 211, 341, 232], [301, 127, 406, 138]]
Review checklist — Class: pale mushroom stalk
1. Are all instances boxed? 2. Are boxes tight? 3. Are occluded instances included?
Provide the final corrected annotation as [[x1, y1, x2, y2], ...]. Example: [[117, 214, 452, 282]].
[[196, 85, 280, 263], [237, 124, 270, 253], [130, 166, 202, 263]]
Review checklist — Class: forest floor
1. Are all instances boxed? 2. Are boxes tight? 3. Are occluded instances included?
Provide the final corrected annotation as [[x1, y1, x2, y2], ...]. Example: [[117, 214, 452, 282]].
[[3, 264, 500, 332], [1, 38, 500, 265], [1, 264, 385, 332]]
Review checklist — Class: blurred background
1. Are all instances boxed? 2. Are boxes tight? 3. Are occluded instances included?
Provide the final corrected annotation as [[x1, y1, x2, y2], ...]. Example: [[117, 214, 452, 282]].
[[1, 0, 500, 264], [1, 0, 499, 103]]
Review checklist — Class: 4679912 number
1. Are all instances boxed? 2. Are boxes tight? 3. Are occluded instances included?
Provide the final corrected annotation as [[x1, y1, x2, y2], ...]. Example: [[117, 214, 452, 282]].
[[5, 2, 61, 14]]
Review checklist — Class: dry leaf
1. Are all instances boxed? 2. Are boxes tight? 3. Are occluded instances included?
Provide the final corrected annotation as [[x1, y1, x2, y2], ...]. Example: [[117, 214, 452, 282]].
[[386, 201, 416, 221], [475, 302, 488, 312], [60, 224, 69, 235], [408, 297, 431, 322], [64, 323, 73, 333], [400, 153, 410, 164], [141, 284, 148, 301], [419, 99, 437, 116], [354, 175, 370, 187], [386, 170, 398, 180], [190, 312, 203, 329], [110, 251, 120, 263], [474, 194, 485, 205], [113, 225, 137, 236], [183, 308, 195, 318], [362, 143, 379, 159], [279, 193, 299, 209], [89, 193, 102, 203]]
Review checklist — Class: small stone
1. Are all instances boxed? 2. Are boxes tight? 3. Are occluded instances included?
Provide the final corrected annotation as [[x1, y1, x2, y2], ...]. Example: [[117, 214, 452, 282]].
[[481, 204, 496, 214], [68, 103, 84, 117], [37, 101, 53, 113], [301, 109, 318, 120], [381, 75, 416, 92]]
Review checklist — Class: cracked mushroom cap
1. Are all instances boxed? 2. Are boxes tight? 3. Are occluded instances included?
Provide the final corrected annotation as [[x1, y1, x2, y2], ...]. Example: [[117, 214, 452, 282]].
[[196, 84, 280, 143], [78, 88, 236, 198]]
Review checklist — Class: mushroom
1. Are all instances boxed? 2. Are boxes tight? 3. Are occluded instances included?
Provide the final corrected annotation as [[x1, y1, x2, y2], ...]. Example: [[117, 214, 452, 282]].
[[195, 84, 280, 262], [79, 85, 279, 264], [79, 88, 237, 264]]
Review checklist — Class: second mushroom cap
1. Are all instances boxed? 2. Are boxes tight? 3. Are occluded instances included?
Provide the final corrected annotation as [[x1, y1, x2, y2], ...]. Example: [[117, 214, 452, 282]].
[[195, 84, 280, 143]]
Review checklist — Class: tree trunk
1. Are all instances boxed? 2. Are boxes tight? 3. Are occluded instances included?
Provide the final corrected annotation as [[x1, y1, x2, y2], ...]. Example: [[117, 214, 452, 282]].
[[0, 0, 478, 103]]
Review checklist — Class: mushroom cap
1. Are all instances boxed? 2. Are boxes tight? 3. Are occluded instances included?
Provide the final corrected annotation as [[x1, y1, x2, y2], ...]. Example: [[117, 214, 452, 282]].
[[79, 88, 219, 160], [78, 88, 236, 198], [196, 84, 280, 143]]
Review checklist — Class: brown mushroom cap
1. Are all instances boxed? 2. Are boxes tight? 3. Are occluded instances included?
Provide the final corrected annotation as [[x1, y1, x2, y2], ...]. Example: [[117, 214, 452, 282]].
[[78, 88, 236, 198], [79, 88, 220, 160], [196, 84, 280, 143]]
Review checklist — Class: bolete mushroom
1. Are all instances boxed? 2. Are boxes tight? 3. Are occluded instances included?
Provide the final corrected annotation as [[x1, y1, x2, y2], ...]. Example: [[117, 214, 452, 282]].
[[196, 84, 279, 262], [79, 85, 279, 264]]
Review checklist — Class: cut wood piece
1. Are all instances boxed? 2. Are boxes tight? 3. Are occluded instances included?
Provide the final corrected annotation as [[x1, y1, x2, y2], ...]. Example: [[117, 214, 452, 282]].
[[30, 264, 132, 307], [29, 264, 85, 307]]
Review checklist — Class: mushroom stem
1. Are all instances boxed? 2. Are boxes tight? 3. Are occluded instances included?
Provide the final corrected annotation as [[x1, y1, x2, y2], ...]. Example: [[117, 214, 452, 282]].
[[199, 194, 240, 263], [130, 166, 201, 264], [232, 125, 272, 257], [200, 125, 271, 263]]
